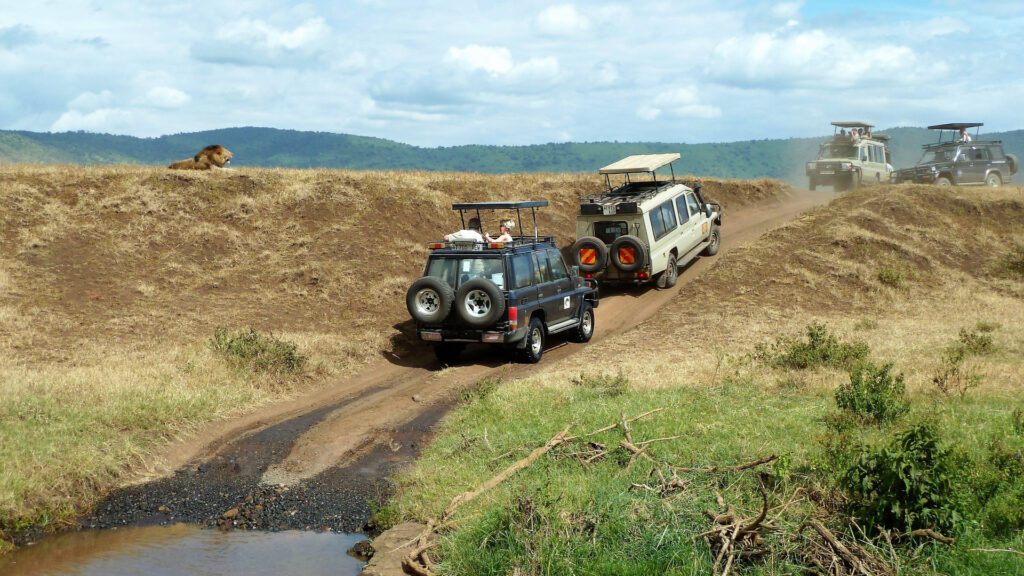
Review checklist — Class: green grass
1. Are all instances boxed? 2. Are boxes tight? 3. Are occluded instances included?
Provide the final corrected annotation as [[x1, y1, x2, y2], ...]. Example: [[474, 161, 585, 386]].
[[388, 372, 1024, 575]]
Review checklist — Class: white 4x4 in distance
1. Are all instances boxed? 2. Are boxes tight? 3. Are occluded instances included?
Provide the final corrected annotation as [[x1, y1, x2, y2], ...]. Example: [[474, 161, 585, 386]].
[[571, 154, 722, 289]]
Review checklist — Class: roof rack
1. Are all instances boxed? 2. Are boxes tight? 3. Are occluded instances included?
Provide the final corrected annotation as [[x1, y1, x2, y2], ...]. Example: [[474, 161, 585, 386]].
[[450, 200, 549, 242], [831, 121, 874, 129], [598, 153, 680, 175], [926, 122, 984, 145]]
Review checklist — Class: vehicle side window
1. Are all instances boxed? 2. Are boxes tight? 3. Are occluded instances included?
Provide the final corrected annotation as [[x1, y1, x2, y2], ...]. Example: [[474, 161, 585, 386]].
[[547, 250, 569, 280], [974, 148, 989, 161], [532, 251, 551, 284], [868, 146, 877, 163], [510, 253, 533, 289], [685, 193, 700, 216], [860, 147, 868, 161], [675, 196, 690, 224], [649, 199, 677, 241]]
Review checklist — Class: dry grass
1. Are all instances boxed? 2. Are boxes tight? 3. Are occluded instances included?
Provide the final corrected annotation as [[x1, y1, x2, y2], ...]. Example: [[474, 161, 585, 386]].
[[0, 165, 789, 545]]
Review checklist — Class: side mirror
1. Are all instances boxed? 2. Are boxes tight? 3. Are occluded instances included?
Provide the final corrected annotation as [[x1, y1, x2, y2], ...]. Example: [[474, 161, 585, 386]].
[[571, 265, 580, 277], [704, 205, 712, 218]]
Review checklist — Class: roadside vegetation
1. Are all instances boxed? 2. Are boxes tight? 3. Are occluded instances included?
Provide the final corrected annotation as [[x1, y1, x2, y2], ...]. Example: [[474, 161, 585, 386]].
[[384, 185, 1024, 574], [0, 165, 788, 550]]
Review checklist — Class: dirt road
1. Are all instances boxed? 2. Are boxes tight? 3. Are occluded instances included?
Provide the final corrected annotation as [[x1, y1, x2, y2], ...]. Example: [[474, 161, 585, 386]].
[[87, 189, 829, 532]]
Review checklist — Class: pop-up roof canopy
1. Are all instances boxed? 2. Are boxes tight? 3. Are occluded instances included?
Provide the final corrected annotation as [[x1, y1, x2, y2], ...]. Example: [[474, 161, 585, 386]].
[[832, 121, 874, 129], [450, 200, 548, 210], [928, 122, 983, 130], [599, 153, 680, 175]]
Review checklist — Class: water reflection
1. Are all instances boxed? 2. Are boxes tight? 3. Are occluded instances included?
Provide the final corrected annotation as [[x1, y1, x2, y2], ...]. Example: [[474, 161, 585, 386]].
[[0, 524, 365, 576]]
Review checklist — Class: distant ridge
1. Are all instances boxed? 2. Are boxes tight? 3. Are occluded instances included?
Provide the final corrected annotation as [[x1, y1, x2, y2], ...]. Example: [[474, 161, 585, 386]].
[[2, 126, 1022, 183]]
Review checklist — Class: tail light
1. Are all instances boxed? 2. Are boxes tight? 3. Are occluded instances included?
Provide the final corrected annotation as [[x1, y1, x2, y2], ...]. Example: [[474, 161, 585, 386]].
[[508, 306, 518, 330], [584, 272, 593, 279], [638, 272, 649, 279], [618, 246, 635, 265]]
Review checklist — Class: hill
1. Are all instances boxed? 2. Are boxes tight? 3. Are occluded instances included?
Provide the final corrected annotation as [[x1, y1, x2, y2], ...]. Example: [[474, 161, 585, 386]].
[[3, 126, 1022, 183]]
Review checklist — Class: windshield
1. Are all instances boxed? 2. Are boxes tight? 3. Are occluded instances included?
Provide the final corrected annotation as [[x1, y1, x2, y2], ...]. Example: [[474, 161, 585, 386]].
[[427, 257, 505, 290], [918, 147, 957, 165], [819, 143, 857, 160]]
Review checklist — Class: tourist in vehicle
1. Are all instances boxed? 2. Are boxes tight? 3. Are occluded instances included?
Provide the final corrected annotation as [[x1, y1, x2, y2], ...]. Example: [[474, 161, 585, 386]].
[[486, 219, 515, 243], [959, 127, 972, 142], [445, 217, 484, 242], [850, 129, 860, 142]]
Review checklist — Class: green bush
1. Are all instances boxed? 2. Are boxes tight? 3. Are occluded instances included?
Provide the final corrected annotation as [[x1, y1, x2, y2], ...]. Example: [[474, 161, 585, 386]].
[[840, 423, 963, 534], [835, 362, 909, 423], [955, 327, 995, 356], [976, 436, 1024, 536], [1013, 408, 1024, 437], [877, 267, 904, 289], [571, 370, 628, 397], [755, 322, 869, 371], [210, 328, 306, 373], [995, 244, 1024, 277], [462, 376, 501, 402]]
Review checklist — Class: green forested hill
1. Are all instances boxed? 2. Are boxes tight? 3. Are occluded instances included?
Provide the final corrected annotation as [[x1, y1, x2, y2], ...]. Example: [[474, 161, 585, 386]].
[[2, 126, 1021, 183]]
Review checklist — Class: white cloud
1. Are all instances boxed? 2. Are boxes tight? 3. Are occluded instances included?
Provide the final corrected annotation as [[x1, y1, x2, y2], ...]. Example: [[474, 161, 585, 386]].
[[638, 86, 721, 120], [536, 4, 591, 36], [771, 2, 803, 19], [191, 17, 331, 67], [144, 86, 191, 109], [708, 30, 926, 89], [51, 108, 136, 133], [445, 45, 514, 76], [68, 90, 114, 111]]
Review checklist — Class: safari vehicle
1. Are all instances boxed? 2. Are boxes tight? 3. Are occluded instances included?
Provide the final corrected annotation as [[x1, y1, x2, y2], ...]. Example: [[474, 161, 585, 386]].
[[806, 121, 892, 191], [405, 201, 599, 364], [893, 123, 1018, 187], [571, 154, 721, 289]]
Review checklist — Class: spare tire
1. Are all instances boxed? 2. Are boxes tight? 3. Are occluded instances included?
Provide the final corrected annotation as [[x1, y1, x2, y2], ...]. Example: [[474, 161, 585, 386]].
[[570, 236, 608, 273], [1007, 153, 1018, 175], [406, 277, 454, 324], [454, 278, 505, 328], [610, 235, 647, 273]]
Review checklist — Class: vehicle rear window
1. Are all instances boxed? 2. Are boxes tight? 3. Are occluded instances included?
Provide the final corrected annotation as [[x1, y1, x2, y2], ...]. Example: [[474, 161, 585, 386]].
[[594, 221, 628, 244], [427, 257, 505, 289], [510, 253, 533, 289], [649, 199, 678, 241]]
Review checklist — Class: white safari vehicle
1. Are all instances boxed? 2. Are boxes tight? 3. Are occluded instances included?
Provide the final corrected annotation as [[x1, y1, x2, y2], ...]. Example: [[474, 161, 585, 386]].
[[571, 154, 722, 289]]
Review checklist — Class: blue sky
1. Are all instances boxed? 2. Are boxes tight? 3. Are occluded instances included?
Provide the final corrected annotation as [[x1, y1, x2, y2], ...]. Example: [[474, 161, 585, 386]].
[[0, 1, 1021, 145]]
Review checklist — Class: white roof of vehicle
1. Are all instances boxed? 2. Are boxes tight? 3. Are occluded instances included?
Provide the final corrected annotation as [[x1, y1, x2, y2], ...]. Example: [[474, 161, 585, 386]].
[[599, 153, 680, 175]]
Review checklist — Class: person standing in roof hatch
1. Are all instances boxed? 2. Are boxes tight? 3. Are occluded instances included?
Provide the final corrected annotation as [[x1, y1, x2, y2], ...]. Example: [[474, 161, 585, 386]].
[[445, 217, 484, 242], [486, 220, 515, 243]]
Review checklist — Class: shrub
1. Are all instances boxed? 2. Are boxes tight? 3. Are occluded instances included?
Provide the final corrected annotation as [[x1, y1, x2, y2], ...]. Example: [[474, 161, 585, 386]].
[[931, 348, 982, 398], [835, 362, 909, 423], [571, 370, 628, 397], [977, 437, 1024, 536], [955, 327, 995, 356], [462, 376, 501, 402], [1014, 408, 1024, 437], [995, 244, 1024, 277], [876, 267, 904, 289], [210, 328, 306, 373], [839, 423, 963, 534], [755, 322, 869, 371]]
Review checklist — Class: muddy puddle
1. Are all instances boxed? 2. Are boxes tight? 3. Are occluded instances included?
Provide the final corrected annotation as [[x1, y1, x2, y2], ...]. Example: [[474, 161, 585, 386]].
[[0, 524, 366, 576]]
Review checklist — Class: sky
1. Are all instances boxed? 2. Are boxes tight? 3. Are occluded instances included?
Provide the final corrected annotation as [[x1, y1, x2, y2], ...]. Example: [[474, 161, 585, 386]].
[[1, 0, 1021, 146]]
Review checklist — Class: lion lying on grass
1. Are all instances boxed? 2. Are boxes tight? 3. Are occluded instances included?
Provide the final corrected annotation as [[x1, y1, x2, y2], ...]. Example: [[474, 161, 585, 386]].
[[168, 145, 233, 170]]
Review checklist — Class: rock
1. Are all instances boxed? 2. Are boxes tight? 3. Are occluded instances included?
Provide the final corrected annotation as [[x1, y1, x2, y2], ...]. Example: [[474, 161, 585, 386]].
[[157, 505, 170, 514], [222, 507, 239, 519], [360, 522, 431, 576], [348, 539, 374, 561], [411, 394, 422, 402]]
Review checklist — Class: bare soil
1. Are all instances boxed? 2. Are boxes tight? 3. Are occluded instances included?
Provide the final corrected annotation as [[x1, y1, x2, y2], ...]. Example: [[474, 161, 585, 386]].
[[84, 188, 828, 533]]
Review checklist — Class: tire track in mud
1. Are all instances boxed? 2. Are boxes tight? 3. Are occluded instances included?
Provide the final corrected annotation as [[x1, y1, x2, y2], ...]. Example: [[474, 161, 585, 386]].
[[86, 190, 830, 534]]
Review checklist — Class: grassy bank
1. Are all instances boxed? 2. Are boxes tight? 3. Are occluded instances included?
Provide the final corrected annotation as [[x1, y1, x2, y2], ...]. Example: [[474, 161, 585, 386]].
[[384, 185, 1024, 574], [0, 165, 790, 549]]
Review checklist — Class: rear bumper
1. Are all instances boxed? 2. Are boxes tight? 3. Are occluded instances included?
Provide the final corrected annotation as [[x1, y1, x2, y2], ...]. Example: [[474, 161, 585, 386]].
[[418, 325, 526, 345]]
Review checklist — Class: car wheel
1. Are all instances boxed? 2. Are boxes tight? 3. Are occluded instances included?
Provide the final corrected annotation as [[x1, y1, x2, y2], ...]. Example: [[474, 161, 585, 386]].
[[702, 227, 721, 257], [610, 235, 647, 273], [935, 176, 952, 186], [434, 343, 464, 364], [656, 253, 678, 289], [454, 278, 505, 327], [516, 317, 545, 363], [406, 277, 454, 324], [986, 173, 1002, 187], [571, 236, 608, 273], [568, 303, 595, 343], [808, 178, 817, 192], [875, 173, 881, 184]]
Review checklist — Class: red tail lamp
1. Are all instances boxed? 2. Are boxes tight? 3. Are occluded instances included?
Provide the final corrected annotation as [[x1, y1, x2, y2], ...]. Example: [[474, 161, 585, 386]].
[[508, 306, 518, 330], [584, 272, 593, 279], [638, 272, 649, 279]]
